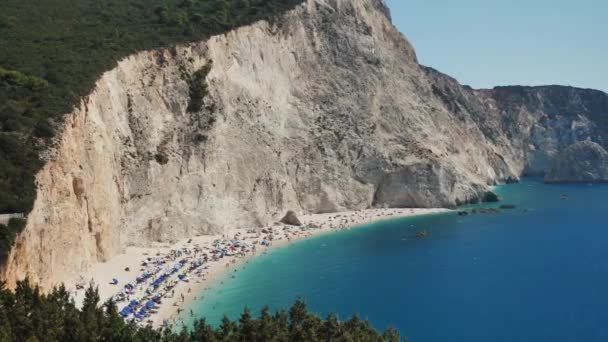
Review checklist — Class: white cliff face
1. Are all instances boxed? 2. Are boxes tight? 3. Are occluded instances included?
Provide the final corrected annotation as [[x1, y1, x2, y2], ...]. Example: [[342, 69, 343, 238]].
[[545, 141, 608, 183], [3, 0, 606, 288], [524, 115, 596, 175]]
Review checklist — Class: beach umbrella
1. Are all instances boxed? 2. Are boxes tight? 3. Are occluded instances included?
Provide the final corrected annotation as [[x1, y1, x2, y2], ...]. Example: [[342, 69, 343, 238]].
[[120, 306, 133, 317], [129, 300, 139, 307]]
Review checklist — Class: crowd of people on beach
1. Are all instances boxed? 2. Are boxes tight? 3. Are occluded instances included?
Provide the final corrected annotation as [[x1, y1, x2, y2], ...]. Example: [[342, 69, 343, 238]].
[[103, 225, 330, 327], [108, 232, 265, 327], [76, 209, 418, 328]]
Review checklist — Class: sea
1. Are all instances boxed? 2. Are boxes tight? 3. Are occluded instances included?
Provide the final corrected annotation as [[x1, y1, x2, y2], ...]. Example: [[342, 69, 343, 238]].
[[181, 179, 608, 341]]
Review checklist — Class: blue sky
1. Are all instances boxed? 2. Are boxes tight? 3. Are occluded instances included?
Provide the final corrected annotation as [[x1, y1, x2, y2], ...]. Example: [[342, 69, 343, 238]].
[[385, 0, 607, 92]]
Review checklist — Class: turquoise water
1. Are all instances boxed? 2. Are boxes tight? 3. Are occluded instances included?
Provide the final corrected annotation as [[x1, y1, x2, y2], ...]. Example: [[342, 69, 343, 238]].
[[183, 179, 608, 341]]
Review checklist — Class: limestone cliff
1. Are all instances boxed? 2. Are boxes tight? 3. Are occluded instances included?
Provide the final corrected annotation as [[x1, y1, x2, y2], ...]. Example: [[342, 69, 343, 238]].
[[3, 0, 607, 289], [424, 69, 608, 178], [545, 141, 608, 183]]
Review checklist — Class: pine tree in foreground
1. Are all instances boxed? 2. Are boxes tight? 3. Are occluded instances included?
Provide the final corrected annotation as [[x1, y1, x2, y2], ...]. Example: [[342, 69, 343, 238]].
[[0, 279, 407, 341]]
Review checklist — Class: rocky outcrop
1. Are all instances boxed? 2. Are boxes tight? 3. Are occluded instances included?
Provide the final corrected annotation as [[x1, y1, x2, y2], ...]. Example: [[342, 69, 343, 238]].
[[425, 69, 608, 178], [481, 191, 500, 203], [481, 86, 608, 176], [545, 141, 608, 183], [2, 0, 608, 289], [280, 211, 302, 226]]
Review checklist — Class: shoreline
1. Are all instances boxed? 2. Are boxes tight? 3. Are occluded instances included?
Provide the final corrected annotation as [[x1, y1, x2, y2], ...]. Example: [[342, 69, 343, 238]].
[[71, 208, 450, 328]]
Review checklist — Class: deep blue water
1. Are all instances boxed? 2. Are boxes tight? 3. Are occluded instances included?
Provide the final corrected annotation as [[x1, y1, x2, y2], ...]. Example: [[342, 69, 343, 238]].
[[183, 179, 608, 341]]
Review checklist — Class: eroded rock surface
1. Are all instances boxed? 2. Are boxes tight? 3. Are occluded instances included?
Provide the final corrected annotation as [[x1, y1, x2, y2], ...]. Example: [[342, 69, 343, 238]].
[[280, 211, 303, 226], [546, 141, 608, 183], [3, 0, 608, 288]]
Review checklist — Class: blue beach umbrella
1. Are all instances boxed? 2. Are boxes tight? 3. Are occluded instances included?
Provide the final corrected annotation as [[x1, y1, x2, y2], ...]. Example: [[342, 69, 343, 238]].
[[119, 306, 133, 317]]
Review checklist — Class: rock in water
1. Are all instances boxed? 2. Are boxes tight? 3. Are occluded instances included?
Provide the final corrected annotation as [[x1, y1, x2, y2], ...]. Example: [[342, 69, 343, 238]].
[[482, 191, 500, 203], [416, 230, 429, 238], [500, 204, 516, 209], [280, 211, 302, 226], [545, 141, 608, 183]]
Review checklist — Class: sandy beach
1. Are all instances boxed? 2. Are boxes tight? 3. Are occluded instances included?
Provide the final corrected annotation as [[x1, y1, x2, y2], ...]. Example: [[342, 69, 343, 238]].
[[70, 208, 449, 328]]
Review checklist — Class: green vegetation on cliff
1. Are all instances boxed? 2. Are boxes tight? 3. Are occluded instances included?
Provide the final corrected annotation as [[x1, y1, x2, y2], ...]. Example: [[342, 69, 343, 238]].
[[0, 280, 405, 341], [0, 218, 25, 264], [0, 0, 303, 262], [186, 61, 214, 113]]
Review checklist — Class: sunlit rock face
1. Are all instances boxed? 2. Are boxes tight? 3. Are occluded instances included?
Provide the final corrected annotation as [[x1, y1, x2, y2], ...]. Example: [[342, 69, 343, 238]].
[[3, 0, 607, 289], [545, 141, 608, 183]]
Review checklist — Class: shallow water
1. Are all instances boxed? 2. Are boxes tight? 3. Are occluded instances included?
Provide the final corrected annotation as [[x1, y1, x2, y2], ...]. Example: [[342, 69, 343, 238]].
[[183, 179, 608, 341]]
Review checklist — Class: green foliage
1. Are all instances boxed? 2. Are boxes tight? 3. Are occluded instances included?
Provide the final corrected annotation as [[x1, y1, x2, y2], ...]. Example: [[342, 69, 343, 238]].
[[0, 134, 41, 214], [0, 0, 303, 216], [186, 61, 213, 113], [0, 282, 406, 341], [0, 68, 48, 90], [0, 218, 26, 263]]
